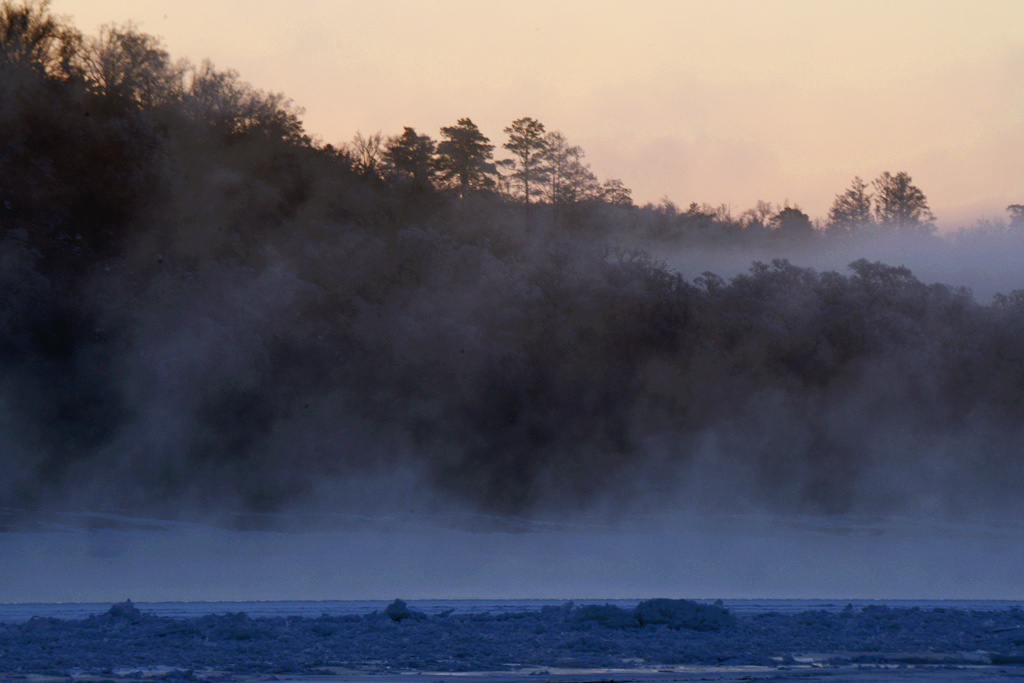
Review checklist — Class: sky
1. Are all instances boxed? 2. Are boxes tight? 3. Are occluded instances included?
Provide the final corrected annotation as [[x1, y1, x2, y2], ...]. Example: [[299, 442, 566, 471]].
[[51, 0, 1024, 230]]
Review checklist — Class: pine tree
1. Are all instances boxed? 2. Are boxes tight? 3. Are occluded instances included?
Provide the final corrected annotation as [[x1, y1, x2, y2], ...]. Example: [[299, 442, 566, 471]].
[[383, 126, 436, 188], [502, 117, 547, 206], [435, 117, 495, 196], [827, 176, 873, 235], [873, 171, 934, 233]]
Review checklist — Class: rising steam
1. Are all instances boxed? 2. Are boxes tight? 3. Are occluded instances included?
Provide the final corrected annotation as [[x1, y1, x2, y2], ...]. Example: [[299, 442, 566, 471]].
[[3, 2, 1024, 527]]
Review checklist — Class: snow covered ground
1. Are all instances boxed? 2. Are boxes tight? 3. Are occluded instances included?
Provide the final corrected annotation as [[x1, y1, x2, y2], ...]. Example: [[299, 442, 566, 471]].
[[3, 598, 1024, 682]]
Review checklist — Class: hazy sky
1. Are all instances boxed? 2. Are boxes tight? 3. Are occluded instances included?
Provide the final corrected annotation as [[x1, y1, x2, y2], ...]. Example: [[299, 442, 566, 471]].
[[53, 0, 1024, 229]]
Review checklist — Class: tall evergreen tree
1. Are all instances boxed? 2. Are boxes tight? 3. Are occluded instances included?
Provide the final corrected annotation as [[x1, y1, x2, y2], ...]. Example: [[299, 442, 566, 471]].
[[541, 130, 600, 226], [543, 130, 600, 206], [383, 126, 436, 188], [503, 117, 547, 206], [827, 176, 873, 235], [435, 117, 495, 196], [873, 171, 934, 233]]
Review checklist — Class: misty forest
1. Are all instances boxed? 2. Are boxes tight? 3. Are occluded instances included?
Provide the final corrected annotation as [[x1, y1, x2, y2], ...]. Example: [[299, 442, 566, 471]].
[[5, 0, 1024, 524]]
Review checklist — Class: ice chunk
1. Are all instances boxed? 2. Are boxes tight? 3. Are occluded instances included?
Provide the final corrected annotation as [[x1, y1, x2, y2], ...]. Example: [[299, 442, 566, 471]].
[[571, 603, 638, 627], [384, 599, 425, 622], [633, 598, 734, 631], [104, 599, 142, 623]]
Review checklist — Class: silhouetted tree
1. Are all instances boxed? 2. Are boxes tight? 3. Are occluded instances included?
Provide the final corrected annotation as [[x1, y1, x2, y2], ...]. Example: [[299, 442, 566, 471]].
[[1007, 204, 1024, 229], [559, 145, 600, 205], [542, 130, 601, 224], [0, 10, 164, 260], [540, 131, 574, 207], [873, 171, 934, 233], [183, 59, 305, 142], [827, 176, 872, 235], [601, 179, 632, 207], [435, 117, 495, 196], [737, 200, 775, 242], [772, 206, 815, 242], [750, 200, 776, 224], [344, 131, 384, 180], [0, 0, 79, 79], [681, 202, 739, 242], [503, 116, 547, 206], [79, 22, 185, 108], [383, 126, 436, 189]]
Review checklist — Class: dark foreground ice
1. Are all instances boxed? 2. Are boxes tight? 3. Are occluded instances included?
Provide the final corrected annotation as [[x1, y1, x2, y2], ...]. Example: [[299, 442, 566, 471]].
[[3, 599, 1024, 682]]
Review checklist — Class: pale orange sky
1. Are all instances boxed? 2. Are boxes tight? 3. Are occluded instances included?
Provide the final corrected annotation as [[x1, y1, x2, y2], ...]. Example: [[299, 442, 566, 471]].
[[53, 0, 1024, 229]]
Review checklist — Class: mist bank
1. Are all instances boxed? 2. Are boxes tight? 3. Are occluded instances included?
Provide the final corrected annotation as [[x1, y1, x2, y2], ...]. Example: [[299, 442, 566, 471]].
[[8, 210, 1024, 521], [4, 2, 1024, 524], [655, 228, 1024, 302], [5, 514, 1024, 602]]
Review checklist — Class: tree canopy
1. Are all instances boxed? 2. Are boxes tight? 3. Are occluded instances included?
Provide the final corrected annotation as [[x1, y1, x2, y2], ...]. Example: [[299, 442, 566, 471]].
[[0, 0, 78, 78], [502, 116, 547, 206], [383, 126, 436, 188], [436, 117, 495, 195], [872, 171, 934, 233], [827, 176, 873, 234]]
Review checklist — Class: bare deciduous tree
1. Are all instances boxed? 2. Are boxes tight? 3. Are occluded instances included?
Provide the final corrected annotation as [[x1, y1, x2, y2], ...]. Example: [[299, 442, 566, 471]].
[[0, 0, 80, 78], [79, 22, 186, 108]]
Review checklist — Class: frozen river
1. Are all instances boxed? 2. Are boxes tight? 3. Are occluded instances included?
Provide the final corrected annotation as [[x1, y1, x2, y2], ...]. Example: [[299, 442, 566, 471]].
[[2, 597, 1024, 623], [4, 512, 1024, 680], [3, 597, 1024, 682]]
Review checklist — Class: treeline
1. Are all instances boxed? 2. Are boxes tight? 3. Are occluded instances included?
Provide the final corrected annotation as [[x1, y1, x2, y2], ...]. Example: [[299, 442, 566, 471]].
[[2, 2, 1021, 261], [0, 3, 639, 270], [3, 1, 1024, 520], [336, 118, 632, 215], [635, 175, 1024, 247]]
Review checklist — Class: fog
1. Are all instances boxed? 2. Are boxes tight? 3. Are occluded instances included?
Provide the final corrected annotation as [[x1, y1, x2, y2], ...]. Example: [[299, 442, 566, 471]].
[[660, 229, 1024, 302], [4, 2, 1024, 604], [4, 513, 1024, 603]]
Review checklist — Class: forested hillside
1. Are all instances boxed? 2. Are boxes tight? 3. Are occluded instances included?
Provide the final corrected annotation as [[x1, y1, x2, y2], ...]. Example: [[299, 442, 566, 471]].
[[3, 1, 1024, 522]]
